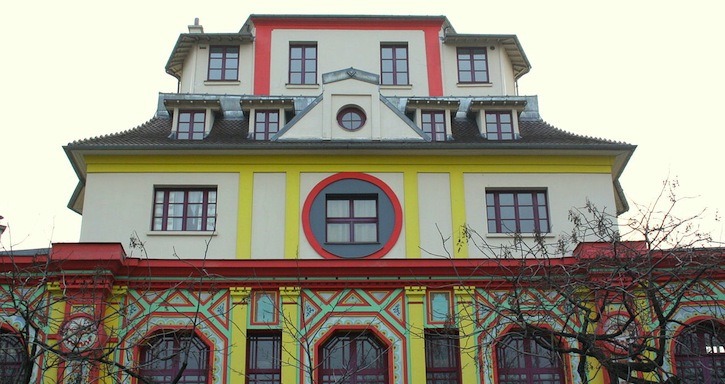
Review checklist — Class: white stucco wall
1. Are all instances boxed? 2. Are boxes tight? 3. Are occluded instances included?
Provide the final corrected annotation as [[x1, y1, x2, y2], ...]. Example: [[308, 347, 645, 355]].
[[418, 173, 454, 258], [440, 42, 516, 97], [463, 173, 617, 257], [268, 29, 429, 97], [251, 173, 286, 259], [180, 43, 255, 94], [80, 173, 239, 259]]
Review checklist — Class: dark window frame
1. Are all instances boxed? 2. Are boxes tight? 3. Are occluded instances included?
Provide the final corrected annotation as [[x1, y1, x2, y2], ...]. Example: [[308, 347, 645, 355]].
[[289, 44, 318, 85], [152, 188, 217, 231], [319, 331, 388, 384], [208, 45, 239, 81], [254, 110, 280, 140], [675, 321, 725, 383], [496, 332, 565, 384], [421, 110, 447, 142], [485, 111, 514, 141], [139, 331, 210, 384], [325, 194, 379, 244], [425, 330, 462, 384], [176, 110, 206, 140], [336, 107, 366, 131], [486, 190, 550, 234], [246, 332, 282, 384], [457, 47, 489, 84], [380, 44, 409, 85], [0, 330, 28, 383]]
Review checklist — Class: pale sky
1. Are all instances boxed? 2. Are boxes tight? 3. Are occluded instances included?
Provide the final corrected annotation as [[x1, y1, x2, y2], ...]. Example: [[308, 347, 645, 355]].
[[2, 0, 724, 250]]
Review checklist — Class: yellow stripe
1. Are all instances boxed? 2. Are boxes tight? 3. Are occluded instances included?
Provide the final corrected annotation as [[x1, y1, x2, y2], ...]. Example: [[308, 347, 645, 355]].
[[237, 171, 253, 259], [404, 172, 420, 258], [285, 171, 300, 259], [85, 154, 615, 174]]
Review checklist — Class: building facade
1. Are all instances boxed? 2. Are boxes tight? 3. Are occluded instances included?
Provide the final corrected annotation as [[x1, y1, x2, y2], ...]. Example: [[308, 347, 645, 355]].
[[1, 14, 723, 384]]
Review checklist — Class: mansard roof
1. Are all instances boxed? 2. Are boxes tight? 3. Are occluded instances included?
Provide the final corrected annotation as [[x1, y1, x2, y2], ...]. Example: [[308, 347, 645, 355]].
[[65, 114, 630, 150]]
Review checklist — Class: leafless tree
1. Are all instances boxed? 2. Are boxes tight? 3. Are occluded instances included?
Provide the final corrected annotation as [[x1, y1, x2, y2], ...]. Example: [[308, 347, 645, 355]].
[[457, 179, 724, 384]]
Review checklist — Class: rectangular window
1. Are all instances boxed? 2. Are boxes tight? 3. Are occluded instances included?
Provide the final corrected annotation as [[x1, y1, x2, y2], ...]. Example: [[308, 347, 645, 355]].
[[176, 111, 206, 140], [421, 111, 447, 142], [485, 111, 514, 140], [457, 47, 489, 83], [254, 110, 280, 140], [252, 291, 278, 325], [208, 46, 239, 81], [289, 44, 317, 85], [380, 44, 409, 85], [152, 188, 217, 231], [428, 291, 452, 324], [246, 332, 281, 384], [326, 195, 378, 243], [425, 331, 462, 384], [486, 190, 549, 234]]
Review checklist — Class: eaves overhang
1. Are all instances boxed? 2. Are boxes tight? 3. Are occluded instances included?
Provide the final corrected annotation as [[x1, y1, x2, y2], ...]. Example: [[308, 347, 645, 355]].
[[165, 33, 253, 80], [442, 34, 531, 80]]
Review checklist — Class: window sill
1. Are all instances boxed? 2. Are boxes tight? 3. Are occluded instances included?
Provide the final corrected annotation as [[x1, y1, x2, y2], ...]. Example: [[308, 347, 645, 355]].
[[204, 80, 241, 86], [286, 83, 320, 89], [457, 82, 493, 87], [486, 233, 554, 239], [380, 84, 413, 90], [324, 242, 381, 245], [147, 231, 218, 236]]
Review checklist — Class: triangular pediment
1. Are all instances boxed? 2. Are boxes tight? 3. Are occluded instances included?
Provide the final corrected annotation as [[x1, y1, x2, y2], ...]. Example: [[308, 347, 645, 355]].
[[274, 68, 427, 142]]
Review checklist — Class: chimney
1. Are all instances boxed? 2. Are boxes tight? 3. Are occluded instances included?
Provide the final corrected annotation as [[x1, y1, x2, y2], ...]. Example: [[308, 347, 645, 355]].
[[188, 17, 204, 34]]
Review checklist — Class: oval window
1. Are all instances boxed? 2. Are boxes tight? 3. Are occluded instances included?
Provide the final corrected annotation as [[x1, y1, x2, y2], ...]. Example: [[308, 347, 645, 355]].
[[337, 106, 366, 131]]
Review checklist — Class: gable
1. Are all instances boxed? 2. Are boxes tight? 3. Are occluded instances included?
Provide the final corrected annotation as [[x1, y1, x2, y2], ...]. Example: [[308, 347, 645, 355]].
[[276, 68, 425, 141]]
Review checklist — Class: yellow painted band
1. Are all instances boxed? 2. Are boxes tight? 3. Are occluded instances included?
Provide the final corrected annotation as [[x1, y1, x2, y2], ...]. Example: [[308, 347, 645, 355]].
[[85, 154, 615, 174], [285, 171, 300, 259]]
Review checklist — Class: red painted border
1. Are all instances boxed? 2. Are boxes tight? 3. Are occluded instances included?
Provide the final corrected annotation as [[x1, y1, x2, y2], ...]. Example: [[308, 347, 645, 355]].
[[251, 17, 444, 95], [668, 316, 725, 379], [313, 323, 398, 384], [301, 172, 403, 259]]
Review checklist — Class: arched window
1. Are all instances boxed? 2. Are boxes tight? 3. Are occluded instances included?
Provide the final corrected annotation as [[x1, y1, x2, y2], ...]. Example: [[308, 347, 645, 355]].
[[0, 330, 28, 383], [496, 331, 565, 384], [319, 331, 388, 384], [139, 330, 209, 384], [675, 320, 725, 383]]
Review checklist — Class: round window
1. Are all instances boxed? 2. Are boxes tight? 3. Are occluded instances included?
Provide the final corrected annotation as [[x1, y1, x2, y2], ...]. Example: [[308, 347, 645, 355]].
[[337, 106, 366, 131]]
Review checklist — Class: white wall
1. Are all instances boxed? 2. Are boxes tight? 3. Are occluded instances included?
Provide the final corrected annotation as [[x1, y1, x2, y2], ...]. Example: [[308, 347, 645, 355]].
[[463, 173, 617, 257], [80, 173, 239, 259]]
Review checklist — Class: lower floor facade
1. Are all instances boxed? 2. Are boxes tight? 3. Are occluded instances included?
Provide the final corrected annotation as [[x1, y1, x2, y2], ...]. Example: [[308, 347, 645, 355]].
[[0, 243, 723, 384]]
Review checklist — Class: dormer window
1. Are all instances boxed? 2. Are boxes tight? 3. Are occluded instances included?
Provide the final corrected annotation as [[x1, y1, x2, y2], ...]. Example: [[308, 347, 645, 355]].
[[177, 111, 206, 140], [485, 111, 514, 140], [469, 98, 526, 141], [457, 47, 489, 83], [253, 110, 280, 140], [208, 46, 239, 81], [421, 111, 446, 142]]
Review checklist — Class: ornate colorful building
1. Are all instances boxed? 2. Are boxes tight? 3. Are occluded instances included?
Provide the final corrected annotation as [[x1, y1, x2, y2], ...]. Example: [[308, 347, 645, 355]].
[[1, 14, 723, 384]]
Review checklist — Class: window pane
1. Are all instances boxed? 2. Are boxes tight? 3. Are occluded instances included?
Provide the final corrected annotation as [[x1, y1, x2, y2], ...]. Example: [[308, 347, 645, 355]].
[[327, 200, 350, 218], [353, 200, 376, 218], [327, 224, 350, 242], [354, 223, 377, 242]]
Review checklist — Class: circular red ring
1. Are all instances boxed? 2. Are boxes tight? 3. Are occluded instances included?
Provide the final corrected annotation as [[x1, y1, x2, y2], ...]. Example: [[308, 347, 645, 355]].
[[302, 172, 402, 259]]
